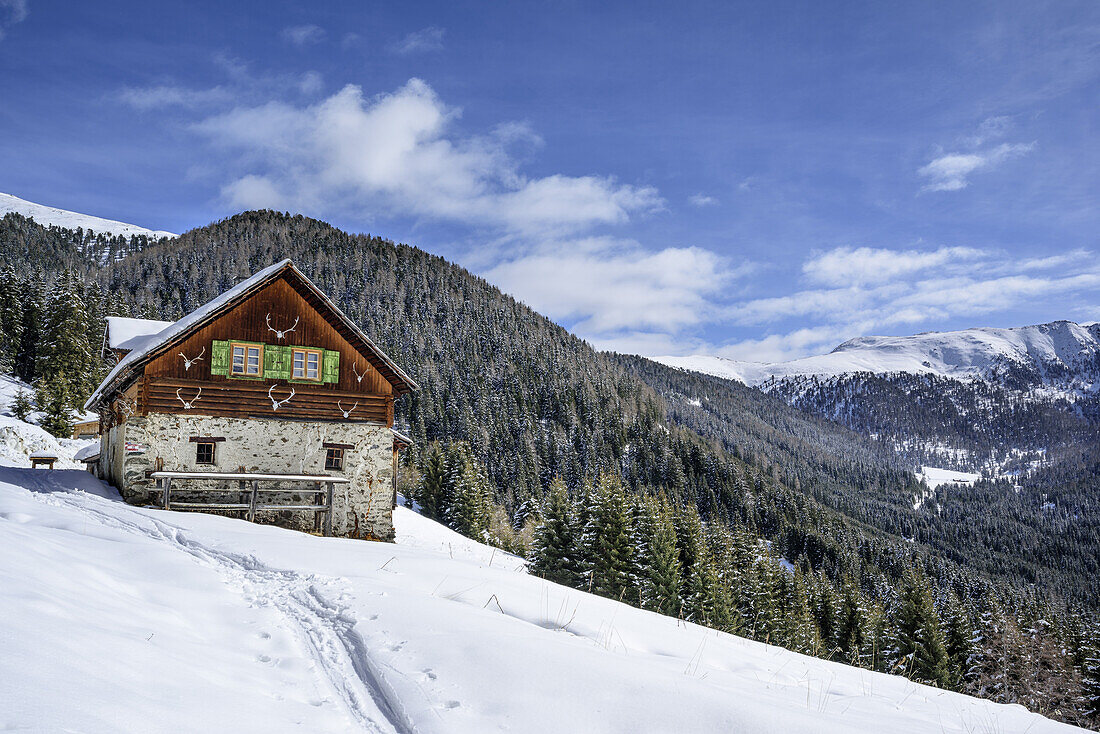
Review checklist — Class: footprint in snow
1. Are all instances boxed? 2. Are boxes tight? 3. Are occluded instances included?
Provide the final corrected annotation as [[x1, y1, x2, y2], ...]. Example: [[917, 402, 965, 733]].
[[443, 701, 460, 710]]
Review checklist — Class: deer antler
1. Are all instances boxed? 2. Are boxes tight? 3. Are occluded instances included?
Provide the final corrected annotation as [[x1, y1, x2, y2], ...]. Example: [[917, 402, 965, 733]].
[[265, 313, 299, 340], [352, 361, 366, 383], [267, 384, 295, 410], [337, 400, 358, 418], [175, 387, 201, 410], [178, 346, 205, 370]]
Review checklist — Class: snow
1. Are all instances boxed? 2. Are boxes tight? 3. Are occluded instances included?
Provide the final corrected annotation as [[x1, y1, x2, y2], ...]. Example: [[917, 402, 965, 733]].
[[0, 462, 1083, 732], [916, 466, 981, 490], [0, 192, 176, 239], [106, 316, 174, 351], [656, 320, 1100, 387]]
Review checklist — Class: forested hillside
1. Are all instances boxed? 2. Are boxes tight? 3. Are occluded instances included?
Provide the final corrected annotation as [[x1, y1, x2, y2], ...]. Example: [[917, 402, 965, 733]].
[[2, 209, 1098, 728]]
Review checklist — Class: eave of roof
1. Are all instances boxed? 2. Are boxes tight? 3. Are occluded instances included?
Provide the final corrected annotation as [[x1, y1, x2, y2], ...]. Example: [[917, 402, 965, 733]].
[[85, 260, 416, 411]]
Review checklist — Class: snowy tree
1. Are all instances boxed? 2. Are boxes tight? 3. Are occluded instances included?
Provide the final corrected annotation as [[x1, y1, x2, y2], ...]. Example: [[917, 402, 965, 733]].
[[886, 567, 951, 688], [580, 473, 634, 600], [529, 477, 581, 588]]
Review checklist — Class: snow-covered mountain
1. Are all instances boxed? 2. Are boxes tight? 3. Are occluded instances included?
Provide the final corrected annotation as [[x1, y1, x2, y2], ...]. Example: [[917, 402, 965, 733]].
[[0, 461, 1083, 732], [0, 192, 176, 239], [657, 320, 1100, 388]]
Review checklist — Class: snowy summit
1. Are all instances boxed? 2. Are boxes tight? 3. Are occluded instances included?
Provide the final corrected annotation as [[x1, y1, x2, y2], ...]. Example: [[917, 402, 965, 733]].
[[0, 192, 176, 239], [657, 320, 1100, 387]]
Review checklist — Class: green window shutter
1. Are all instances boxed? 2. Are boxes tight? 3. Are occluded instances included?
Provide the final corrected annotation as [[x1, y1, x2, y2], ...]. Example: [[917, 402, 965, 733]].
[[263, 345, 280, 377], [323, 349, 341, 383], [210, 340, 230, 376], [274, 345, 293, 380]]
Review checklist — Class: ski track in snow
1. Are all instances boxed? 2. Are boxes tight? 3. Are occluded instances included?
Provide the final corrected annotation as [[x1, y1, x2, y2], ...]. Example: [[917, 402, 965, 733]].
[[31, 484, 412, 734]]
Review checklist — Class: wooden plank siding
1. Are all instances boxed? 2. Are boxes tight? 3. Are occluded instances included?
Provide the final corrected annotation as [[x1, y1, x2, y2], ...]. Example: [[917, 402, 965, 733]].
[[136, 277, 395, 424], [144, 377, 392, 422]]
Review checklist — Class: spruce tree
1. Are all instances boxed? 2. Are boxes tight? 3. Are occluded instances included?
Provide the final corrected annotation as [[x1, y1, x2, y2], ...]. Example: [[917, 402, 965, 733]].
[[887, 567, 951, 688], [11, 388, 33, 422], [941, 591, 978, 689], [837, 577, 869, 666], [35, 375, 72, 438], [417, 442, 447, 522], [0, 265, 23, 374], [1080, 620, 1100, 725], [581, 473, 634, 600], [637, 496, 682, 617], [529, 477, 581, 588]]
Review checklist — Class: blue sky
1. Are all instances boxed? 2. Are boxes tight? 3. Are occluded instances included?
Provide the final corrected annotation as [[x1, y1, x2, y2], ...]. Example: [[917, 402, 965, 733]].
[[1, 0, 1097, 360]]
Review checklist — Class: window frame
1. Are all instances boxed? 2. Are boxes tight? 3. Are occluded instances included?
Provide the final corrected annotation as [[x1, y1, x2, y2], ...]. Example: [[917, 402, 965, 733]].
[[230, 342, 264, 377], [324, 447, 344, 471], [195, 441, 216, 465], [291, 347, 325, 382]]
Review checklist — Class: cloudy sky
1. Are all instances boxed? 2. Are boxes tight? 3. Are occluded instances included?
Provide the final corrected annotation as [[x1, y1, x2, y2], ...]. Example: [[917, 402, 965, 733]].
[[1, 0, 1097, 360]]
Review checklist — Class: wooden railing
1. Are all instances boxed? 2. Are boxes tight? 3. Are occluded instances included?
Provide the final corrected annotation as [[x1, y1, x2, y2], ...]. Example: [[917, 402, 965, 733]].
[[149, 471, 350, 536]]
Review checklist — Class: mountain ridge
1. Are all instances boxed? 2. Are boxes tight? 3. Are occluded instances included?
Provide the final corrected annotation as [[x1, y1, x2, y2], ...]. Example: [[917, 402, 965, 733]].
[[657, 320, 1100, 390], [0, 192, 177, 240]]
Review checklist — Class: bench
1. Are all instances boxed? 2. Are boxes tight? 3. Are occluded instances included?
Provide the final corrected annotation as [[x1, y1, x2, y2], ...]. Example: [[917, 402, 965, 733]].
[[30, 453, 59, 469], [149, 471, 350, 536]]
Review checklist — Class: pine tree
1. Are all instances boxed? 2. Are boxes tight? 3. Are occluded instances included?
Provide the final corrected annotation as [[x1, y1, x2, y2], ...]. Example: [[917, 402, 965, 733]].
[[11, 388, 33, 422], [417, 442, 447, 522], [581, 473, 634, 600], [529, 477, 581, 588], [785, 569, 822, 655], [35, 374, 72, 438], [836, 577, 870, 666], [1080, 620, 1100, 725], [642, 499, 683, 617], [941, 590, 978, 689], [37, 269, 95, 406], [0, 265, 23, 374], [886, 567, 952, 688], [446, 444, 492, 539]]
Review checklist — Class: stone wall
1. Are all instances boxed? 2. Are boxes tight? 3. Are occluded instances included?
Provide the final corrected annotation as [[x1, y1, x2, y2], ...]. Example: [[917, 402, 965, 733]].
[[104, 413, 395, 540]]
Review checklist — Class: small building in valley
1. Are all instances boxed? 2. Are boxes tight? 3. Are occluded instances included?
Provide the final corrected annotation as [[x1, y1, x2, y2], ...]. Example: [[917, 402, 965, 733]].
[[84, 260, 417, 540]]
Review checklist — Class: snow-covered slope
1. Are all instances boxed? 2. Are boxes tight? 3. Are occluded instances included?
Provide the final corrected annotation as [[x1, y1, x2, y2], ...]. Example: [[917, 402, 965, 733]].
[[0, 192, 176, 239], [0, 467, 1083, 732], [658, 320, 1100, 387]]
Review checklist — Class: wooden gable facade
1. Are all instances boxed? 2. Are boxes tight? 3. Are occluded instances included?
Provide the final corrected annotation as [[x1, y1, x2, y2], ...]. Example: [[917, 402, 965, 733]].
[[94, 262, 415, 429]]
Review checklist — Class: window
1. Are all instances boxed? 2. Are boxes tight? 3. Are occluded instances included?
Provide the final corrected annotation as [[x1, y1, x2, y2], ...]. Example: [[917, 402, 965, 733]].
[[292, 348, 323, 381], [325, 447, 344, 471], [231, 343, 263, 376], [195, 441, 216, 465]]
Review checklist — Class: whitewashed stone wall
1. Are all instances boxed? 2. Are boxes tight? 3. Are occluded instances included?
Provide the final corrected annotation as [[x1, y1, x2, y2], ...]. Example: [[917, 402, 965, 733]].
[[104, 414, 395, 540]]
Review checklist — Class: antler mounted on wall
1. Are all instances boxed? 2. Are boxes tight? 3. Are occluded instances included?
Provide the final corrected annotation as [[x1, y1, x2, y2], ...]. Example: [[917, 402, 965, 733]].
[[178, 346, 205, 371], [175, 388, 202, 410], [337, 400, 358, 419], [267, 384, 295, 411], [352, 361, 366, 384], [265, 313, 299, 340], [117, 397, 137, 418]]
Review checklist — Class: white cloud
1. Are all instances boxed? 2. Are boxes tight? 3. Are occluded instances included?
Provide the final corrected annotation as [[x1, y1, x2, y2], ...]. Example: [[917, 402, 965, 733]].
[[0, 0, 28, 40], [710, 245, 1100, 361], [802, 245, 985, 286], [196, 80, 662, 235], [963, 115, 1012, 147], [919, 141, 1036, 192], [118, 85, 233, 111], [281, 24, 325, 46], [485, 237, 740, 344], [689, 193, 717, 207], [391, 26, 445, 55]]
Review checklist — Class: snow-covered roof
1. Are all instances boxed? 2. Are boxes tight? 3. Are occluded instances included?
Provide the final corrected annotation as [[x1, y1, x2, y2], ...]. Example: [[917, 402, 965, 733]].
[[73, 444, 101, 463], [85, 260, 417, 411], [392, 428, 414, 447], [105, 317, 173, 351]]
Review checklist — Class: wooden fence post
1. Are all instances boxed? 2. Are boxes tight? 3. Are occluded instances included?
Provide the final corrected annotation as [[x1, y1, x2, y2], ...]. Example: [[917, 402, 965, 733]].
[[248, 481, 258, 523], [162, 478, 171, 510]]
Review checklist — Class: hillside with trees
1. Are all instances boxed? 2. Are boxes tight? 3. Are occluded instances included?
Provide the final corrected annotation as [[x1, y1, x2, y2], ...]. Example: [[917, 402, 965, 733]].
[[1, 209, 1098, 728]]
